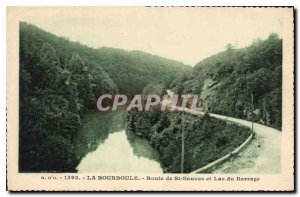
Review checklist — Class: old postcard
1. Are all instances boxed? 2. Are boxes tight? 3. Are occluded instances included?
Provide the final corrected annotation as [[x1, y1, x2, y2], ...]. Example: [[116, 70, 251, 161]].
[[6, 7, 294, 191]]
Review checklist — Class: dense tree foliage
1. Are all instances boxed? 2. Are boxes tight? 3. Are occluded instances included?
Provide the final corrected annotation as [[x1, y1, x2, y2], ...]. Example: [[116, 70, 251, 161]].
[[20, 22, 191, 95], [19, 22, 190, 172], [142, 82, 167, 96], [125, 110, 251, 173], [171, 34, 282, 129]]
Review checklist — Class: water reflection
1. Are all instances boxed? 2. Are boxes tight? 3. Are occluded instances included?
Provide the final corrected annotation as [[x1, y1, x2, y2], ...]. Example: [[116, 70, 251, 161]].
[[75, 110, 163, 173], [74, 110, 125, 159]]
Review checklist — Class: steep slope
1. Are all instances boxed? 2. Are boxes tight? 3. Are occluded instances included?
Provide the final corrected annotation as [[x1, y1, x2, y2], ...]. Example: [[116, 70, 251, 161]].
[[20, 22, 191, 95], [172, 34, 282, 129]]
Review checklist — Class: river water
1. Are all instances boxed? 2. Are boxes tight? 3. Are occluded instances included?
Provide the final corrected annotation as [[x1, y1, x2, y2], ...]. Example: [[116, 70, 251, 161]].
[[75, 110, 163, 173]]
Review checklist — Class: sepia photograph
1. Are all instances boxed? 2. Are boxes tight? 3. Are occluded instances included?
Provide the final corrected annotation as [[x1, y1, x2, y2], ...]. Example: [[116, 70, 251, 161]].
[[6, 6, 294, 191]]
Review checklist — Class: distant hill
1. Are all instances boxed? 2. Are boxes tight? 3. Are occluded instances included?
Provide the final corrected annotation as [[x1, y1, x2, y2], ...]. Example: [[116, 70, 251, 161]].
[[172, 34, 282, 129], [20, 22, 191, 95]]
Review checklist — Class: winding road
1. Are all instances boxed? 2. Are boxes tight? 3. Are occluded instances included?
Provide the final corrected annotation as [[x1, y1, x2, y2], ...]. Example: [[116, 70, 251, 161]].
[[166, 89, 281, 173], [183, 107, 282, 174]]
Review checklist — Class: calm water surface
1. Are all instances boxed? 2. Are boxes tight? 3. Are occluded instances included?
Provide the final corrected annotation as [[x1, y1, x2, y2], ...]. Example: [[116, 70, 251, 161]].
[[75, 110, 162, 173]]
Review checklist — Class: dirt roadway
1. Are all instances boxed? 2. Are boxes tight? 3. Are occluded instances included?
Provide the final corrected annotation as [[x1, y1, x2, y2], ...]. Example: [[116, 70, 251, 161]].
[[183, 108, 281, 174]]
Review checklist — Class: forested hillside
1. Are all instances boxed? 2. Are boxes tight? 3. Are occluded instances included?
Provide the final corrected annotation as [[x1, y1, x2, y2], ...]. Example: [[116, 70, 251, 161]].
[[171, 34, 282, 129], [19, 22, 190, 172], [20, 22, 191, 95]]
